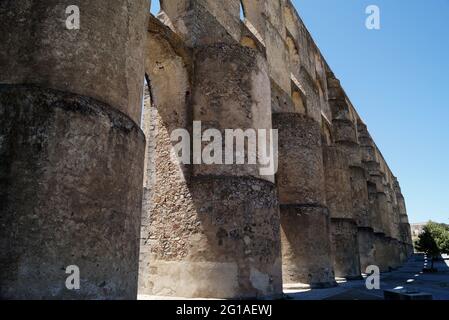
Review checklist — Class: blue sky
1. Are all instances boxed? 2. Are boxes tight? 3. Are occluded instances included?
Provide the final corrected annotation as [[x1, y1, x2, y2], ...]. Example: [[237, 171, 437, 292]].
[[151, 1, 160, 14], [151, 1, 449, 224], [293, 0, 449, 224]]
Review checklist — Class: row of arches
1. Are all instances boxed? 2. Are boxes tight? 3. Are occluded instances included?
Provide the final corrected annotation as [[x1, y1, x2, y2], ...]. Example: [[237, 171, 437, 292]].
[[139, 2, 412, 296], [149, 0, 325, 123]]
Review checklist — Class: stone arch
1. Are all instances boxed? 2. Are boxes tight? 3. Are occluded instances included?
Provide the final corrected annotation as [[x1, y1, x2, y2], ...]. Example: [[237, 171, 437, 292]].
[[314, 54, 327, 89], [321, 115, 333, 146], [240, 0, 246, 21], [316, 78, 331, 123], [347, 103, 358, 125], [140, 19, 283, 299], [286, 33, 300, 67], [283, 4, 298, 37], [150, 0, 161, 16], [139, 19, 193, 296], [315, 54, 323, 73], [142, 30, 190, 135], [239, 1, 265, 50], [292, 89, 306, 114], [240, 0, 266, 44]]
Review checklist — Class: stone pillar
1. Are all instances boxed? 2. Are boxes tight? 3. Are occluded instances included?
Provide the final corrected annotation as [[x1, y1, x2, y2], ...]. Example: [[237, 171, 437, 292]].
[[394, 178, 414, 259], [192, 44, 282, 298], [275, 113, 336, 289], [357, 227, 375, 272], [0, 0, 148, 299], [323, 143, 361, 279], [351, 149, 375, 273], [140, 37, 282, 298], [358, 125, 390, 272], [393, 214, 406, 265], [384, 183, 399, 269], [326, 74, 363, 279], [391, 181, 406, 264], [399, 215, 413, 259], [138, 18, 194, 298], [375, 184, 394, 271], [389, 183, 404, 268], [378, 172, 405, 270], [372, 234, 389, 272]]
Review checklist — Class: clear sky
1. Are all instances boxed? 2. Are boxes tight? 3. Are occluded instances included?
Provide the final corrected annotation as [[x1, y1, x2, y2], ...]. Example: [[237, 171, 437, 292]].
[[292, 0, 449, 224], [151, 1, 160, 14], [150, 1, 449, 224]]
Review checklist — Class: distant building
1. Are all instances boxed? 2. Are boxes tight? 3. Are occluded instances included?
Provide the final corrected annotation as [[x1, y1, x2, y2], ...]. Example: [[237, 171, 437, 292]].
[[411, 223, 426, 238]]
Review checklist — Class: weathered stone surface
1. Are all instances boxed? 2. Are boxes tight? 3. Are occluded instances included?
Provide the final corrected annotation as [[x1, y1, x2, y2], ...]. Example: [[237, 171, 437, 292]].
[[330, 219, 362, 279], [351, 166, 370, 228], [373, 233, 396, 272], [0, 0, 148, 124], [0, 0, 147, 299], [323, 144, 361, 279], [333, 120, 358, 145], [0, 0, 413, 299], [323, 145, 353, 220], [281, 205, 336, 288], [144, 0, 412, 293], [358, 227, 375, 272], [140, 176, 282, 299], [192, 43, 274, 182], [0, 86, 145, 299], [274, 113, 335, 288], [275, 113, 326, 205], [140, 34, 282, 298]]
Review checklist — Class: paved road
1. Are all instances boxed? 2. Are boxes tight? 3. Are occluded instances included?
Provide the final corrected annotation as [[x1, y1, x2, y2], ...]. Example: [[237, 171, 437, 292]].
[[286, 254, 449, 300]]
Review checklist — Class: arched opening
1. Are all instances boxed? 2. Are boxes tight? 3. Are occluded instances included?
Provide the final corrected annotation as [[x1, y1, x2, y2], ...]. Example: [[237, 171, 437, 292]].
[[239, 0, 265, 46], [292, 89, 306, 114], [283, 5, 296, 36], [321, 116, 333, 146], [315, 54, 324, 80], [139, 31, 192, 296], [141, 23, 283, 298], [240, 1, 246, 21], [150, 0, 161, 16], [286, 34, 300, 67], [142, 74, 156, 118], [316, 79, 329, 120], [347, 102, 357, 124], [316, 79, 325, 102]]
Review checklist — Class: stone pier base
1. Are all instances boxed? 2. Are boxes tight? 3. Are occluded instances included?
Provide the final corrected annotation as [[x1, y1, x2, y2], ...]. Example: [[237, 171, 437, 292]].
[[357, 227, 375, 273], [374, 233, 391, 272], [331, 218, 362, 279], [390, 239, 403, 269], [399, 242, 408, 264], [281, 205, 337, 288], [139, 176, 283, 299], [405, 243, 412, 261], [0, 85, 145, 299]]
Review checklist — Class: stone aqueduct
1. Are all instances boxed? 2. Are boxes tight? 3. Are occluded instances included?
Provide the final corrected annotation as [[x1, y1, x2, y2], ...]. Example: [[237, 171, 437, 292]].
[[0, 0, 413, 299]]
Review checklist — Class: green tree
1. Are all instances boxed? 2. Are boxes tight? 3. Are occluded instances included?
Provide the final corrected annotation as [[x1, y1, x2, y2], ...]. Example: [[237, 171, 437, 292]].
[[414, 221, 449, 269], [441, 224, 449, 255]]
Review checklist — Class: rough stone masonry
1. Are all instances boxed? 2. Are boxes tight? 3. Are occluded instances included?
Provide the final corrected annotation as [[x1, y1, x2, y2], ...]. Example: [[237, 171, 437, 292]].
[[0, 0, 413, 299]]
